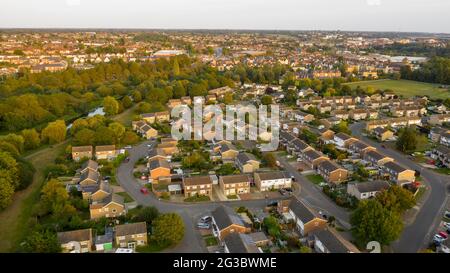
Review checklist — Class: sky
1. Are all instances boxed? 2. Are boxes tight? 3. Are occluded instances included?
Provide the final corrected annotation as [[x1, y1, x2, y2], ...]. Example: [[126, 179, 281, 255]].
[[0, 0, 449, 33]]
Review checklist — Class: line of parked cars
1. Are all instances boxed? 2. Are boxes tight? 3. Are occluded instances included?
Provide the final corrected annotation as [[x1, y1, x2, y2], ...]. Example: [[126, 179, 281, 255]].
[[433, 211, 450, 246]]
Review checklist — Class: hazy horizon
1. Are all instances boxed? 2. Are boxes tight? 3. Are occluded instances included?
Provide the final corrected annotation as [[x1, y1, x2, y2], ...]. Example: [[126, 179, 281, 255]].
[[0, 0, 449, 34]]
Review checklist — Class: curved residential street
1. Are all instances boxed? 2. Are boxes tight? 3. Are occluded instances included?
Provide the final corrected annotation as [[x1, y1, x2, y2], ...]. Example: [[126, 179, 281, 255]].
[[116, 140, 289, 253], [350, 122, 450, 253]]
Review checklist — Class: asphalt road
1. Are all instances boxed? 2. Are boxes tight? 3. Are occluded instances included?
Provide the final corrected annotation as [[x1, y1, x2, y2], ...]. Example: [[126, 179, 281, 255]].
[[350, 122, 450, 253], [116, 140, 288, 253], [275, 155, 351, 228]]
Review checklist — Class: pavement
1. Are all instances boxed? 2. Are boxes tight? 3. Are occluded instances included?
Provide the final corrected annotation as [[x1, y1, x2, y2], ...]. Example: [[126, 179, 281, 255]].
[[116, 140, 288, 253], [350, 122, 450, 253]]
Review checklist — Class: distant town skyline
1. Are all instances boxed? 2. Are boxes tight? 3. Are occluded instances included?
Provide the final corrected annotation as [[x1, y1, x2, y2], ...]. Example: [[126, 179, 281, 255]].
[[0, 0, 449, 33]]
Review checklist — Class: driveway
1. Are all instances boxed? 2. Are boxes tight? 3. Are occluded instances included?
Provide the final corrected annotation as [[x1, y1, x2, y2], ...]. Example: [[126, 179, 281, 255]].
[[350, 122, 450, 253]]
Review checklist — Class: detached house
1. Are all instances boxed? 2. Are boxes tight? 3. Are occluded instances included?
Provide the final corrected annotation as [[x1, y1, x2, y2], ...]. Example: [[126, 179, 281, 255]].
[[309, 229, 359, 253], [219, 174, 251, 196], [316, 160, 348, 184], [115, 222, 148, 249]]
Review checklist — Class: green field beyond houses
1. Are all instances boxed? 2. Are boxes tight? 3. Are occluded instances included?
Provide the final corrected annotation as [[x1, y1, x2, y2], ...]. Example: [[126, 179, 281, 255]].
[[344, 79, 449, 100]]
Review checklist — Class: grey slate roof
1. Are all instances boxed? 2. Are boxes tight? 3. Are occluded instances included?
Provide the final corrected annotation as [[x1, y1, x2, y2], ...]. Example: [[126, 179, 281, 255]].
[[224, 233, 259, 253], [351, 181, 390, 193], [212, 205, 245, 231], [288, 199, 316, 223], [312, 229, 350, 253]]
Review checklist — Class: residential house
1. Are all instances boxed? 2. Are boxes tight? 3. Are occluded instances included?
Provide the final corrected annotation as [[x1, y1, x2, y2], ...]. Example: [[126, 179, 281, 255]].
[[235, 153, 260, 173], [333, 133, 357, 148], [211, 206, 250, 240], [219, 174, 251, 196], [287, 138, 313, 156], [220, 143, 239, 160], [147, 148, 167, 162], [364, 150, 394, 166], [95, 145, 117, 160], [309, 229, 359, 253], [57, 229, 93, 253], [302, 149, 329, 169], [115, 222, 148, 249], [280, 198, 327, 236], [82, 181, 111, 202], [78, 169, 99, 187], [348, 140, 376, 157], [381, 161, 416, 184], [181, 96, 192, 105], [294, 111, 315, 123], [89, 194, 126, 219], [72, 146, 93, 161], [349, 109, 368, 121], [80, 159, 98, 174], [149, 159, 171, 181], [373, 127, 394, 141], [440, 132, 450, 147], [223, 233, 260, 253], [254, 171, 292, 192], [347, 181, 390, 200], [331, 110, 349, 120], [157, 142, 179, 155], [183, 176, 213, 198], [167, 99, 182, 109], [316, 160, 348, 184], [431, 145, 450, 168]]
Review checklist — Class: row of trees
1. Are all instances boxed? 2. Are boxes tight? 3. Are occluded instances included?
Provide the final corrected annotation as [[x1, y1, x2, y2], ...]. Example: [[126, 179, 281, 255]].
[[400, 57, 450, 85]]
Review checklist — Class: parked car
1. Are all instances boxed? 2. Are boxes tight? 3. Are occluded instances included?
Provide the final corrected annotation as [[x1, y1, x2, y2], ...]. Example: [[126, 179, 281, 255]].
[[297, 158, 302, 162], [434, 234, 445, 243], [444, 222, 450, 229], [200, 216, 212, 223], [438, 231, 448, 239], [445, 212, 450, 219], [267, 201, 278, 207], [278, 189, 287, 196], [140, 187, 149, 195], [286, 155, 293, 159], [124, 157, 130, 163], [147, 144, 153, 148], [197, 223, 210, 229], [124, 145, 132, 149]]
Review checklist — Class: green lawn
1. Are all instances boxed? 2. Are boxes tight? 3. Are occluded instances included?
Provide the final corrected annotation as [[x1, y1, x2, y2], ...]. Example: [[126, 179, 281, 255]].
[[305, 174, 325, 185], [344, 79, 449, 100], [204, 235, 219, 247], [116, 191, 134, 203], [434, 168, 450, 175], [135, 241, 170, 253]]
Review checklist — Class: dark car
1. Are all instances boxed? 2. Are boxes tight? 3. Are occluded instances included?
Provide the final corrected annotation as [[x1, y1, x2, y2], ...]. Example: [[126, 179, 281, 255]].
[[124, 157, 130, 163], [267, 201, 278, 207]]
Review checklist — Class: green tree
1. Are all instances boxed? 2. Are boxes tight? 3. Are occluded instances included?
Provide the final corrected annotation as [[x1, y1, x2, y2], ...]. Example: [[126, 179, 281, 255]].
[[375, 185, 416, 213], [109, 122, 126, 144], [222, 93, 233, 105], [332, 121, 351, 135], [41, 120, 66, 144], [261, 95, 273, 105], [73, 128, 96, 146], [350, 199, 403, 246], [0, 133, 25, 153], [134, 206, 160, 226], [172, 58, 180, 76], [121, 131, 140, 145], [396, 126, 417, 152], [0, 177, 15, 210], [21, 129, 41, 150], [21, 230, 61, 253], [122, 96, 133, 109], [103, 96, 119, 116], [263, 152, 277, 168], [132, 90, 142, 102], [151, 213, 185, 246]]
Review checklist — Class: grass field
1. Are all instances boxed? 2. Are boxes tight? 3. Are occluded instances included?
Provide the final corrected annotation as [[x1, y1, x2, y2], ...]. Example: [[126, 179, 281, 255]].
[[344, 79, 449, 100], [0, 141, 67, 252], [305, 174, 325, 185]]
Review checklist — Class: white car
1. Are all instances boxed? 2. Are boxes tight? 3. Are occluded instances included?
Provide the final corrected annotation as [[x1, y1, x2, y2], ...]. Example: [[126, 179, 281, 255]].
[[197, 223, 210, 229], [124, 145, 132, 149], [297, 158, 302, 162], [286, 155, 293, 159], [200, 216, 212, 223], [444, 222, 450, 229], [434, 234, 445, 243]]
